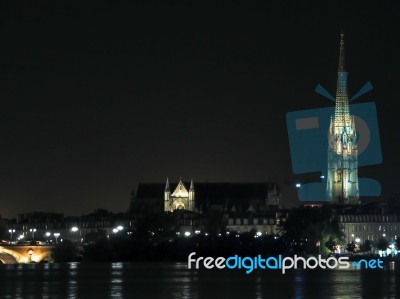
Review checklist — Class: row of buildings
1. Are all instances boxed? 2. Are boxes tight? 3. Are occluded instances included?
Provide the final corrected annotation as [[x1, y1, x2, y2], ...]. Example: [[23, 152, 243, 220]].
[[3, 179, 400, 253]]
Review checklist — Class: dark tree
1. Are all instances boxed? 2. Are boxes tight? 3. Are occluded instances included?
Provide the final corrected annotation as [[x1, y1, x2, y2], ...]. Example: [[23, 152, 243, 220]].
[[52, 240, 79, 262], [360, 240, 372, 253], [279, 206, 344, 254], [377, 238, 389, 251], [325, 237, 337, 253], [346, 241, 357, 254]]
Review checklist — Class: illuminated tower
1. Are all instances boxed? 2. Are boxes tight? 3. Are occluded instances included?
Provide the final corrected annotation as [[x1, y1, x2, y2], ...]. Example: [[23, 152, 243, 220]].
[[164, 177, 171, 212], [326, 33, 359, 205]]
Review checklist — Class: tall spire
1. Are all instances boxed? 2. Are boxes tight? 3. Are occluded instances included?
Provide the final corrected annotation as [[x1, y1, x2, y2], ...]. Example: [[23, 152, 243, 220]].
[[165, 177, 170, 190], [190, 178, 194, 190], [334, 31, 351, 128], [338, 31, 346, 72], [327, 32, 359, 205]]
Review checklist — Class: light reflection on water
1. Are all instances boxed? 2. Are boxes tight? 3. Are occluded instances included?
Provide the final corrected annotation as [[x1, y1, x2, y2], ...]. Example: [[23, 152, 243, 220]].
[[109, 262, 124, 298], [0, 262, 398, 299]]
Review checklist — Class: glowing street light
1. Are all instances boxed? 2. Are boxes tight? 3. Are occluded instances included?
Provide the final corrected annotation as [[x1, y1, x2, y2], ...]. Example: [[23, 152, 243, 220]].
[[54, 233, 60, 243], [71, 227, 79, 232], [295, 183, 301, 188], [30, 228, 37, 239], [8, 229, 15, 240]]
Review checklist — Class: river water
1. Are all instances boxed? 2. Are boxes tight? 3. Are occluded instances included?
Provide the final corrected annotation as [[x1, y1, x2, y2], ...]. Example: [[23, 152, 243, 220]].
[[0, 262, 399, 298]]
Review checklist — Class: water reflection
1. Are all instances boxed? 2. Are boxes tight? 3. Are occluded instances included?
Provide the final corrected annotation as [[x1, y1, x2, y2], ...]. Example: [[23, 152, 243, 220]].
[[67, 263, 78, 299], [0, 262, 399, 298], [109, 262, 124, 298]]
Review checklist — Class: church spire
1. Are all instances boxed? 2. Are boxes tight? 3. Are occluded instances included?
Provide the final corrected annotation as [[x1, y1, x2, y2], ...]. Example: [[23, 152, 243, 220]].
[[190, 178, 194, 190], [338, 31, 346, 72], [334, 31, 351, 128], [165, 177, 170, 190]]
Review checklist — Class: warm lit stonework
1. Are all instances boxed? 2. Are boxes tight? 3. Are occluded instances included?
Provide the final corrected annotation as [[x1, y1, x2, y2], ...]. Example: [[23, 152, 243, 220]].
[[326, 33, 359, 205], [164, 178, 196, 212]]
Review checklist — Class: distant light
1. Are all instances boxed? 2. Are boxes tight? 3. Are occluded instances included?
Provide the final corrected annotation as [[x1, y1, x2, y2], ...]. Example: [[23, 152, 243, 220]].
[[295, 183, 301, 188], [46, 232, 51, 237], [54, 233, 60, 238], [204, 233, 208, 236], [113, 228, 118, 233], [176, 232, 181, 235], [184, 232, 191, 237], [320, 175, 325, 179], [195, 230, 201, 234], [117, 226, 123, 231], [19, 235, 24, 239], [256, 232, 262, 236], [383, 234, 386, 237], [226, 232, 230, 235], [71, 227, 79, 232], [355, 238, 361, 243]]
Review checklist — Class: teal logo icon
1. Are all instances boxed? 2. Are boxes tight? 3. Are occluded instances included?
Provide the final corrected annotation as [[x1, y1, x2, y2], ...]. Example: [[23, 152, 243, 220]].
[[286, 82, 382, 201]]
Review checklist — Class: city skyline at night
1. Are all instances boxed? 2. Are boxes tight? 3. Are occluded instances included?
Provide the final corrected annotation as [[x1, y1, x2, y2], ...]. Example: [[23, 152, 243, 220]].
[[1, 2, 400, 218]]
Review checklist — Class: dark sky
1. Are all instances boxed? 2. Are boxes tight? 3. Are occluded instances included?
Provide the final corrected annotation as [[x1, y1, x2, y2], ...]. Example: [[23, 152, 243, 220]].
[[1, 1, 399, 218]]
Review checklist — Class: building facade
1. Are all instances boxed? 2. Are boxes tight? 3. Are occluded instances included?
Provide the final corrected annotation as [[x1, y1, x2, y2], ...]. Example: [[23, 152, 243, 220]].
[[164, 178, 196, 212], [130, 178, 284, 234]]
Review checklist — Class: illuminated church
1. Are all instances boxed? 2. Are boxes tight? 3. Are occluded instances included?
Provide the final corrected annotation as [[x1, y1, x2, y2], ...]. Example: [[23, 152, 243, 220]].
[[326, 33, 359, 205], [129, 178, 281, 214], [164, 178, 196, 212]]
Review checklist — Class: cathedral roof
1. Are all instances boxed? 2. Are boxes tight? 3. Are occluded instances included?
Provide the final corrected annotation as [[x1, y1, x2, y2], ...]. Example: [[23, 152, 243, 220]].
[[133, 181, 280, 214], [171, 179, 189, 197]]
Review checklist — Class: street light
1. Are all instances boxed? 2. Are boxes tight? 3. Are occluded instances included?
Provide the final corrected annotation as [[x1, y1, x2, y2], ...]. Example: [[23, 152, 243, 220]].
[[71, 227, 79, 232], [30, 228, 37, 239], [8, 229, 15, 241], [54, 233, 60, 243], [355, 238, 361, 243], [295, 183, 301, 188]]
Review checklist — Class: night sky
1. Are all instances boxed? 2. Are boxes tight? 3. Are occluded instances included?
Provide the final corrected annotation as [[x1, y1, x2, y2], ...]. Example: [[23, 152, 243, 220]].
[[1, 1, 399, 218]]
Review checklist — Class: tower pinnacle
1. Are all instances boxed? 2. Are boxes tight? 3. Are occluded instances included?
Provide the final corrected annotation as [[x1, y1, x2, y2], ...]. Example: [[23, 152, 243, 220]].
[[338, 31, 346, 72], [326, 32, 359, 205]]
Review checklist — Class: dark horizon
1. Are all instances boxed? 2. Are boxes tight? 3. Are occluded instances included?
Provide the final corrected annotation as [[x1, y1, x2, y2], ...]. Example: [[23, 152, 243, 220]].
[[1, 1, 400, 218]]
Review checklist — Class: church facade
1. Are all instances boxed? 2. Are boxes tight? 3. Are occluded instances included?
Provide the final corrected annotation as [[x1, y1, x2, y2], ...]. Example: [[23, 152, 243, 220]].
[[129, 178, 284, 234], [164, 178, 196, 212]]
